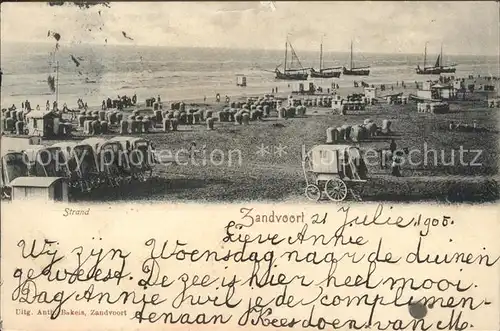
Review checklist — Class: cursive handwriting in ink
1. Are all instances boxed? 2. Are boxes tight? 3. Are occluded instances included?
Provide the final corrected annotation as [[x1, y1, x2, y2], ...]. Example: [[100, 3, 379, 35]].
[[9, 206, 498, 329]]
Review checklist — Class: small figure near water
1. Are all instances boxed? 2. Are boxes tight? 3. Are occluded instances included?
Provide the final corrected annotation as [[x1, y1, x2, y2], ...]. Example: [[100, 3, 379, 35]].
[[77, 98, 85, 109], [225, 95, 230, 103], [216, 93, 220, 103]]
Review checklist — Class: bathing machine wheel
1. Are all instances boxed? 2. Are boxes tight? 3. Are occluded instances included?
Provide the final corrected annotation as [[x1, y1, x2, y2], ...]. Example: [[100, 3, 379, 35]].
[[324, 178, 348, 202], [305, 184, 321, 201]]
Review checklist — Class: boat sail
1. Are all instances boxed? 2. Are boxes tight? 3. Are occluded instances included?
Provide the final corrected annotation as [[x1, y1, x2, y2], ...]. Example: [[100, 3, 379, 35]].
[[342, 40, 370, 76], [416, 43, 456, 75], [310, 39, 341, 78], [274, 37, 309, 81]]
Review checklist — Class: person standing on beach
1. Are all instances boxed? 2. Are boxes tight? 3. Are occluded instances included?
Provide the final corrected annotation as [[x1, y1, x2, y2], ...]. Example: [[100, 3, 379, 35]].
[[381, 139, 397, 169], [46, 100, 50, 111], [390, 139, 397, 154], [225, 95, 230, 104], [216, 93, 220, 103], [188, 141, 197, 164], [391, 151, 403, 177], [204, 96, 206, 103], [449, 121, 456, 131]]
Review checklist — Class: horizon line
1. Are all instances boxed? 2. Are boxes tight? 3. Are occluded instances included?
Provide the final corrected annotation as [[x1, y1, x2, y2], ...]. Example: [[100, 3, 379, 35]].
[[1, 40, 499, 58]]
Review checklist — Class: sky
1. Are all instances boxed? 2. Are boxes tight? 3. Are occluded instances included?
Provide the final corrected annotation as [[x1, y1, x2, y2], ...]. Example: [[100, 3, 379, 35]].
[[1, 1, 499, 55]]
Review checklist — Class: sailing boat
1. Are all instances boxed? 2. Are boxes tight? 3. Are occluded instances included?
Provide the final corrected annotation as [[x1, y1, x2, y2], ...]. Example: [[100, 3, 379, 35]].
[[310, 39, 341, 78], [274, 37, 309, 80], [416, 43, 456, 75], [342, 40, 370, 76]]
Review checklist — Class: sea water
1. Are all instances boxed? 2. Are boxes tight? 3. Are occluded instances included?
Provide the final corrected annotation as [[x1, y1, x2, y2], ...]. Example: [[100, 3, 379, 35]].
[[1, 41, 498, 109]]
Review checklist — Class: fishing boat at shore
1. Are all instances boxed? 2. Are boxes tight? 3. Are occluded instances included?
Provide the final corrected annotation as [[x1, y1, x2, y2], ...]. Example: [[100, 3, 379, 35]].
[[416, 43, 456, 75], [342, 41, 370, 76], [310, 39, 341, 78], [273, 37, 309, 81]]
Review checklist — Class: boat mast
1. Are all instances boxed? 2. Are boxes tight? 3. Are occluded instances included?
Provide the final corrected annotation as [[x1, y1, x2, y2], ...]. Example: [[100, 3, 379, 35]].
[[350, 40, 353, 70], [319, 35, 324, 71], [423, 42, 427, 68], [284, 37, 288, 72], [440, 43, 443, 67]]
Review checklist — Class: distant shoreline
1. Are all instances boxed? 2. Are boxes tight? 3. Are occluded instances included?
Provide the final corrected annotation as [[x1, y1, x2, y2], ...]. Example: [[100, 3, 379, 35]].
[[1, 41, 499, 58]]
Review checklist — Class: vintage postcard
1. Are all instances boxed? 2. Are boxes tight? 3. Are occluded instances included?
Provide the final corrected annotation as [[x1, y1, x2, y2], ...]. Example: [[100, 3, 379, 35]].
[[0, 1, 499, 331]]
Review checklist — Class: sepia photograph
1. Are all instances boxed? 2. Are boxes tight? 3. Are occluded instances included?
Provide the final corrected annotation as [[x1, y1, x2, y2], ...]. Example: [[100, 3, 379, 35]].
[[0, 1, 499, 203], [1, 3, 500, 331]]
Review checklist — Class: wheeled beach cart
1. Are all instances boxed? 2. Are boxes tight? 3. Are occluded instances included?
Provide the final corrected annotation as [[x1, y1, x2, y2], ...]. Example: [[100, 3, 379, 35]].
[[302, 144, 368, 201]]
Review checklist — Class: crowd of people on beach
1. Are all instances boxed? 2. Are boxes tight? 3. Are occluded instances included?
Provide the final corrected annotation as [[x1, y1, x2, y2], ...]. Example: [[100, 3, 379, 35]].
[[467, 74, 498, 81], [145, 95, 160, 108], [99, 94, 138, 111], [4, 93, 142, 117], [5, 99, 63, 113], [214, 93, 232, 104]]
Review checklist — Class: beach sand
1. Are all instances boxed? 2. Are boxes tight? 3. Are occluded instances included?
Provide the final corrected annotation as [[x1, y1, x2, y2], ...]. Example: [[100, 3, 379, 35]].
[[1, 79, 498, 203], [2, 80, 417, 112]]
